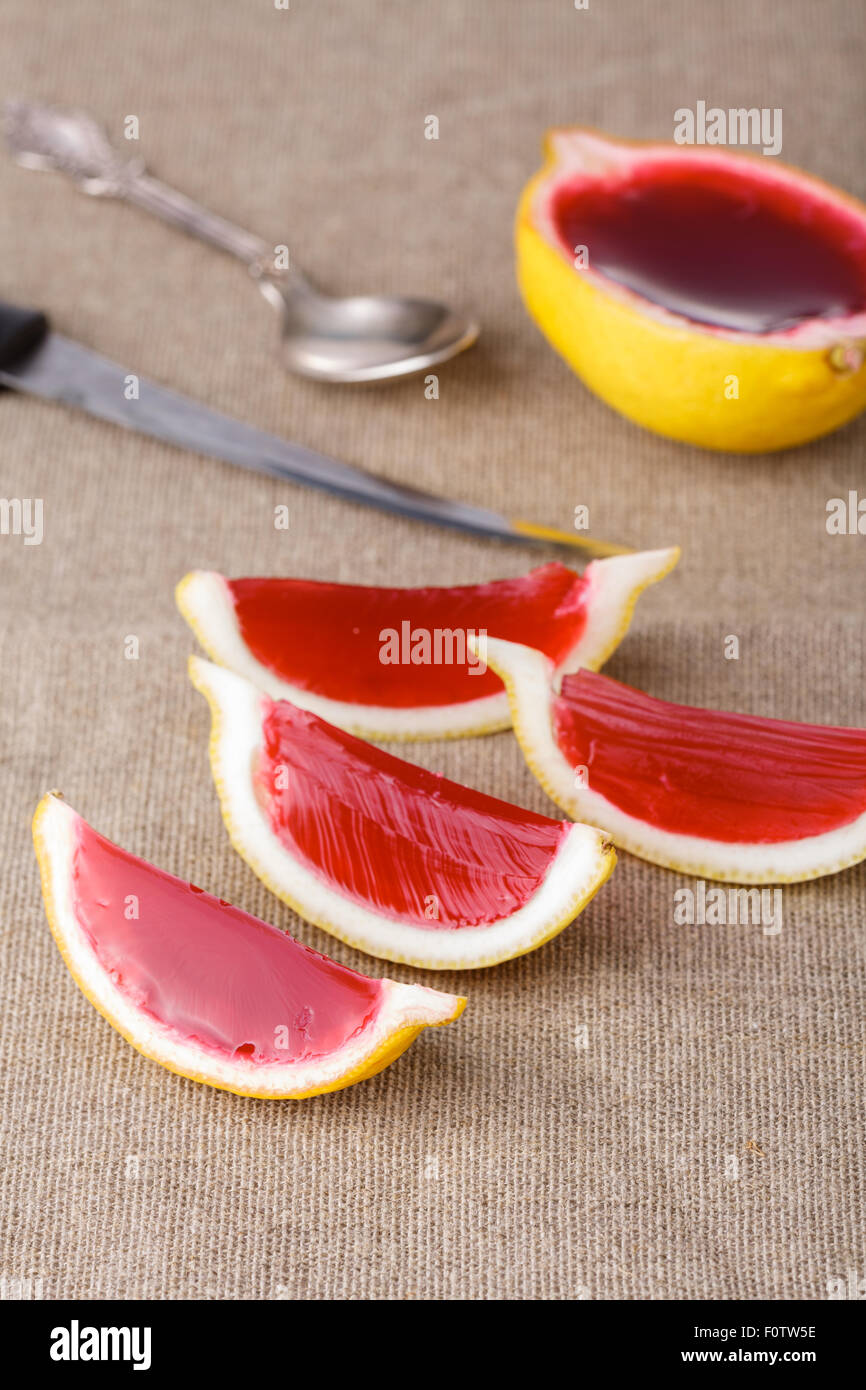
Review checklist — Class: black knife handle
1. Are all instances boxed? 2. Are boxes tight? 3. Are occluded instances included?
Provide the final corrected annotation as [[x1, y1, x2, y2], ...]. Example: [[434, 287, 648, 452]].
[[0, 299, 49, 370]]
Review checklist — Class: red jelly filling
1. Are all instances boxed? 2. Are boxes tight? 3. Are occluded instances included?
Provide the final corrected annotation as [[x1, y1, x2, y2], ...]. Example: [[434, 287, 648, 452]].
[[229, 564, 591, 707], [72, 819, 382, 1063], [258, 697, 568, 927], [552, 160, 866, 333], [554, 671, 866, 844]]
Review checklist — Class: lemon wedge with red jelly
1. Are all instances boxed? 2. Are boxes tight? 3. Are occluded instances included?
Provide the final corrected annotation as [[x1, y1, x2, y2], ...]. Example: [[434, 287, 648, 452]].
[[33, 792, 465, 1098], [176, 548, 678, 741], [188, 657, 616, 968], [483, 638, 866, 884]]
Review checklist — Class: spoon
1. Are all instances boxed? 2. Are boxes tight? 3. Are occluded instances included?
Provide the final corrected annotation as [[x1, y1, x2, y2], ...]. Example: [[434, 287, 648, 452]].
[[4, 100, 480, 384]]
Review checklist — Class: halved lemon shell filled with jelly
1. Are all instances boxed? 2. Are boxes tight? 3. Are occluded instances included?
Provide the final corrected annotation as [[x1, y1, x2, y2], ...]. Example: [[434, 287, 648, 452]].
[[188, 657, 616, 968], [484, 639, 866, 884], [33, 793, 465, 1098], [518, 127, 866, 451], [176, 548, 678, 741]]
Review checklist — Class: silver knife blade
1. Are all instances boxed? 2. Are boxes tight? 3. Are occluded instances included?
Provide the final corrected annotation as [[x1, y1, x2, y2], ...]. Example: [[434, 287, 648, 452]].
[[0, 332, 629, 556]]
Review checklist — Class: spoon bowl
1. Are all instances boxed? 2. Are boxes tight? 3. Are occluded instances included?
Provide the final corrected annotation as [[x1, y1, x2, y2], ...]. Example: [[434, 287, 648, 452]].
[[259, 276, 479, 382]]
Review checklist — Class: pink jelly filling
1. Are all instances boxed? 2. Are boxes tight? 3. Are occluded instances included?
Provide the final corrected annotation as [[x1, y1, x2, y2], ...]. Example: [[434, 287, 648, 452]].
[[72, 819, 383, 1063], [552, 159, 866, 333], [229, 564, 591, 707], [554, 670, 866, 844], [258, 697, 568, 927]]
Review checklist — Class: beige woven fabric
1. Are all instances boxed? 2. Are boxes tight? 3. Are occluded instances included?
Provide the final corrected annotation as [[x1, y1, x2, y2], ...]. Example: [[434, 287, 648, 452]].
[[1, 0, 864, 1300]]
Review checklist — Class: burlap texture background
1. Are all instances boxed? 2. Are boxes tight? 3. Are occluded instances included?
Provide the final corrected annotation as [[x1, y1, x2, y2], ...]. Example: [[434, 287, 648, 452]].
[[1, 0, 864, 1300]]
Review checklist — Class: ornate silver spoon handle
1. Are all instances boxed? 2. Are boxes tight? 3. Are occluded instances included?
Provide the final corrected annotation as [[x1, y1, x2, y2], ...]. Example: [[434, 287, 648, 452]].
[[4, 100, 270, 270]]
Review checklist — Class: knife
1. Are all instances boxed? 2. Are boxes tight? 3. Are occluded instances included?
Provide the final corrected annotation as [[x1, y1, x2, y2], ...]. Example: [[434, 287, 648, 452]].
[[0, 299, 630, 557]]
